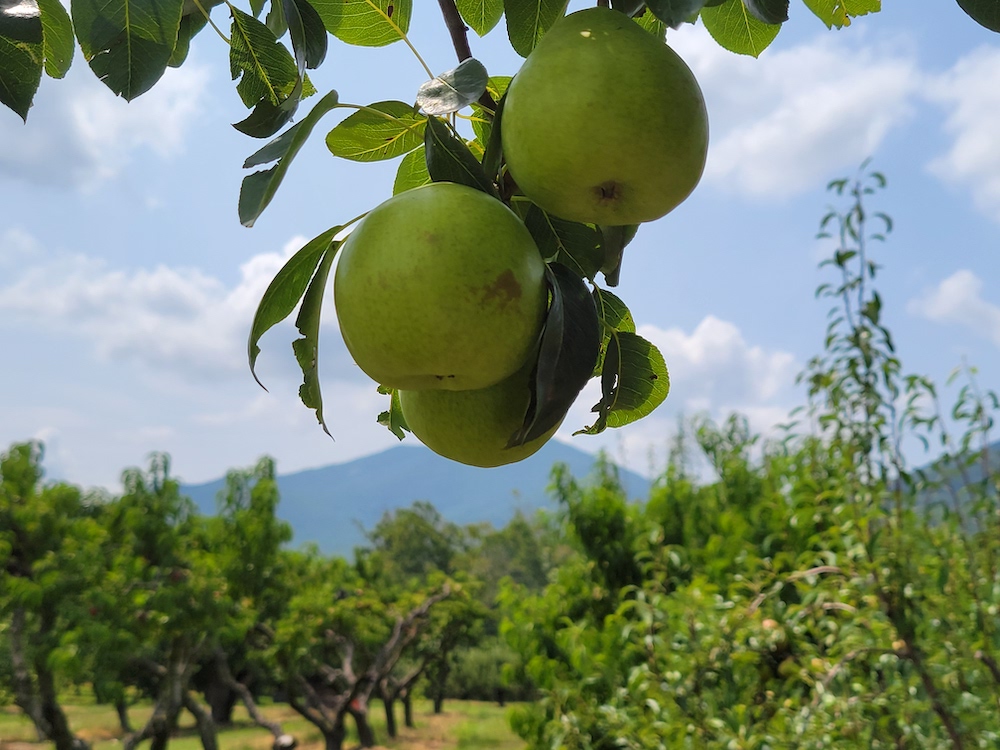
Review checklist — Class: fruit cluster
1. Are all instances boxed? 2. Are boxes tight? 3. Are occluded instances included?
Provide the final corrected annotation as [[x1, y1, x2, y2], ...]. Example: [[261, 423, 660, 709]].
[[333, 8, 709, 468]]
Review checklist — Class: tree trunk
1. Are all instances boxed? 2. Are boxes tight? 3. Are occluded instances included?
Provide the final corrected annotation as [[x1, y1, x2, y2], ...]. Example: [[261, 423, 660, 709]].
[[348, 705, 376, 748], [33, 607, 89, 750], [116, 699, 134, 734], [321, 719, 346, 750], [382, 696, 397, 739], [183, 692, 219, 750], [9, 607, 50, 741], [203, 673, 238, 725], [402, 691, 414, 728], [213, 649, 296, 750]]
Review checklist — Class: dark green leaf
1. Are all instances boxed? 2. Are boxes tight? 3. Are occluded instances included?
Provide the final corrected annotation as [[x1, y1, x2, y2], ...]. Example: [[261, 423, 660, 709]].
[[503, 0, 567, 57], [392, 145, 431, 194], [742, 0, 787, 24], [599, 224, 639, 287], [292, 244, 338, 437], [240, 89, 340, 226], [479, 91, 505, 182], [377, 388, 410, 440], [424, 115, 499, 197], [0, 35, 41, 119], [700, 0, 779, 56], [578, 331, 669, 434], [71, 0, 183, 100], [592, 286, 635, 375], [646, 0, 707, 28], [1, 0, 42, 43], [248, 225, 341, 386], [229, 6, 299, 108], [326, 100, 425, 162], [312, 0, 410, 46], [470, 75, 510, 143], [509, 263, 600, 447], [957, 0, 1000, 31], [233, 97, 297, 138], [417, 57, 489, 116], [169, 11, 207, 67], [456, 0, 503, 35], [283, 0, 327, 70], [525, 204, 602, 280], [801, 0, 878, 29], [265, 0, 286, 38], [611, 0, 646, 15]]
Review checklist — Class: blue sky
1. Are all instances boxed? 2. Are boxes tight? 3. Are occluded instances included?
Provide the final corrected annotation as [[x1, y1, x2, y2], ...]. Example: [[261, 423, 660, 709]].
[[1, 1, 998, 489]]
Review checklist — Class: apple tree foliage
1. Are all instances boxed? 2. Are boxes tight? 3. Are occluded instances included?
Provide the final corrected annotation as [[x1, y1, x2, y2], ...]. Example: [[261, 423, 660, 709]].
[[2, 0, 997, 455]]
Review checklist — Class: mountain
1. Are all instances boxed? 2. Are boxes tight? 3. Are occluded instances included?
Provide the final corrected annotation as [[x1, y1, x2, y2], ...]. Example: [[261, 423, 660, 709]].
[[181, 441, 651, 556]]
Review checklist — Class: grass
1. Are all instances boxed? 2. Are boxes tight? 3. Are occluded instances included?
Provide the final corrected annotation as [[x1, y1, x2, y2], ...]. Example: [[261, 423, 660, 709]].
[[0, 699, 525, 750]]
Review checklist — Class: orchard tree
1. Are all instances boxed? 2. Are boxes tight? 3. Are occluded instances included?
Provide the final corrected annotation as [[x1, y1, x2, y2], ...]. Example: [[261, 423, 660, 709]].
[[11, 0, 995, 466], [0, 442, 99, 750]]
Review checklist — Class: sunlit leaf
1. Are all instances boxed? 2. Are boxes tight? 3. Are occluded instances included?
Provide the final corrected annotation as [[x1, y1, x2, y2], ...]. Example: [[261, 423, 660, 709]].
[[392, 145, 431, 194], [326, 100, 425, 162], [312, 0, 410, 47], [801, 0, 878, 29], [700, 0, 779, 56], [456, 0, 503, 35]]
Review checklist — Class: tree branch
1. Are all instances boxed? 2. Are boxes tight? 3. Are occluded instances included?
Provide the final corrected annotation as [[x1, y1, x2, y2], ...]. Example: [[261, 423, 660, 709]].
[[435, 0, 496, 112]]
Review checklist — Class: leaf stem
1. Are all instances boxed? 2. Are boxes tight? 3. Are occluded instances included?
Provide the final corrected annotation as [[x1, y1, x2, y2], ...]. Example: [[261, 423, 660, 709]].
[[193, 0, 230, 44]]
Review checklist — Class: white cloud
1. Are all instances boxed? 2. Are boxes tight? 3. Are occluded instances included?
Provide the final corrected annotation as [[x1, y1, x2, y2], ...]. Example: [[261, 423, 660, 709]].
[[925, 46, 1000, 223], [669, 27, 920, 198], [0, 233, 347, 379], [561, 315, 800, 476], [0, 58, 209, 189], [907, 269, 1000, 347]]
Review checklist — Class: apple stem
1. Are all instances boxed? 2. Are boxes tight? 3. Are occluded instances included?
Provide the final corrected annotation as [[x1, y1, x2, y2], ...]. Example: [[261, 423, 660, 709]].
[[436, 0, 498, 113]]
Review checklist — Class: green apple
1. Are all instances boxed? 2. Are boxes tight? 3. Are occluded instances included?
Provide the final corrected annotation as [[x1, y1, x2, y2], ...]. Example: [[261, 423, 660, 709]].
[[399, 364, 560, 467], [501, 7, 709, 226], [334, 182, 547, 391]]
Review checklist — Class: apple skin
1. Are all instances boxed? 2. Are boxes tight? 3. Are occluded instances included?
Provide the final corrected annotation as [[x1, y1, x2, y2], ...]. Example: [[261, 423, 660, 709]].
[[399, 364, 560, 468], [334, 182, 547, 391], [501, 7, 709, 226]]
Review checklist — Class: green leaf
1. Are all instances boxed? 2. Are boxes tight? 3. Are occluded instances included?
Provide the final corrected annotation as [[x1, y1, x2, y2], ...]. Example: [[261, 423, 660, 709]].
[[592, 286, 635, 375], [424, 115, 499, 198], [240, 90, 339, 226], [700, 0, 779, 57], [377, 387, 409, 440], [503, 0, 567, 57], [229, 6, 300, 108], [801, 0, 878, 29], [169, 12, 207, 67], [311, 0, 410, 46], [292, 244, 338, 437], [742, 0, 787, 24], [479, 91, 505, 183], [509, 263, 600, 447], [233, 97, 297, 138], [957, 0, 999, 31], [524, 205, 602, 280], [417, 57, 489, 116], [578, 331, 669, 434], [598, 224, 638, 287], [1, 0, 42, 43], [392, 145, 431, 194], [71, 0, 184, 100], [611, 0, 646, 14], [457, 0, 503, 35], [646, 0, 708, 28], [283, 0, 328, 70], [470, 75, 510, 143], [248, 225, 341, 386], [0, 35, 41, 120], [634, 7, 668, 39], [326, 100, 425, 162]]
